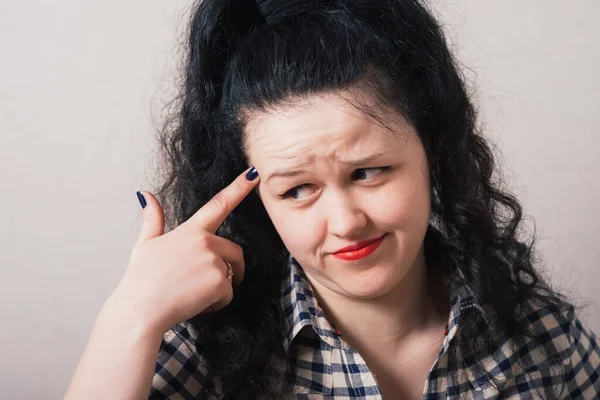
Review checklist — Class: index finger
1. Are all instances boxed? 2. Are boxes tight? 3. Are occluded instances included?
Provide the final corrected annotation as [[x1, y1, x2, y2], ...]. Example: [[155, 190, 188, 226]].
[[185, 166, 260, 233]]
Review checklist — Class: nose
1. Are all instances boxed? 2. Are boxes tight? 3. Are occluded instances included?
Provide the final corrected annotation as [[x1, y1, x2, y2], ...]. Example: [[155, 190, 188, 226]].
[[324, 189, 368, 238]]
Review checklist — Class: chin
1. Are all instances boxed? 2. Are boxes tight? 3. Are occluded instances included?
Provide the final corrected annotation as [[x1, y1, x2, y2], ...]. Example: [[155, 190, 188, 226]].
[[339, 266, 400, 299]]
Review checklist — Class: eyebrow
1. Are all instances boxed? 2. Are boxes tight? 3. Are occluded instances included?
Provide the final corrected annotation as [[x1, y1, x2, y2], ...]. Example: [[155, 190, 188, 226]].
[[266, 151, 390, 184]]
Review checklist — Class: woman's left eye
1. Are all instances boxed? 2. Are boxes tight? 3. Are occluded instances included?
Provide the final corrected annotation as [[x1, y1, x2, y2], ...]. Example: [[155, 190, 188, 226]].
[[352, 166, 391, 180], [278, 166, 391, 202]]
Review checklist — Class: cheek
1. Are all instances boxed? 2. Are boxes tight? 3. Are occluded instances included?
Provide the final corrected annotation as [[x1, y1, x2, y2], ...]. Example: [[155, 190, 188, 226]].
[[371, 175, 431, 230], [260, 200, 323, 255]]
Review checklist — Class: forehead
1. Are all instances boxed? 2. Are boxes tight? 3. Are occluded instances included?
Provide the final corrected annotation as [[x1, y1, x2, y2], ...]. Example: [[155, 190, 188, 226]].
[[242, 93, 413, 163]]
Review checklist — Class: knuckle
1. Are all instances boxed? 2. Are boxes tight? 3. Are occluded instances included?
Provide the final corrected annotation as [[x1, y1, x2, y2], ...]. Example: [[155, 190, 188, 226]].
[[210, 191, 230, 212], [217, 280, 233, 300], [204, 266, 226, 288], [191, 234, 211, 250], [231, 242, 244, 259], [221, 286, 233, 303], [231, 178, 245, 194], [205, 252, 221, 268]]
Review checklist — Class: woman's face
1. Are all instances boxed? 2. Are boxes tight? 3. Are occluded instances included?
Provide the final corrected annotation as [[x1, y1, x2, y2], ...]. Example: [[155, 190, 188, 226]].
[[244, 92, 431, 300]]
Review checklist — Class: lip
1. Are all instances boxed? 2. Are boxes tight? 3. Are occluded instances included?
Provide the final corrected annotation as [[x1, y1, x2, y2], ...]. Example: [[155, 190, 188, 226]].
[[332, 234, 386, 261], [333, 235, 386, 253]]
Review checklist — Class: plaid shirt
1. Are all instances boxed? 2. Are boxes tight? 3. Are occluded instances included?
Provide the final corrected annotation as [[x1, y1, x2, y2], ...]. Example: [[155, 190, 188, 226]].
[[149, 256, 600, 399]]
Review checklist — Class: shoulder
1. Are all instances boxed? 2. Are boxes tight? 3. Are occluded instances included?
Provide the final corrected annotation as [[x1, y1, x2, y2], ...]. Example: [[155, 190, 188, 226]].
[[517, 295, 576, 364], [496, 295, 600, 398], [518, 295, 599, 363], [148, 321, 219, 399], [557, 303, 600, 398]]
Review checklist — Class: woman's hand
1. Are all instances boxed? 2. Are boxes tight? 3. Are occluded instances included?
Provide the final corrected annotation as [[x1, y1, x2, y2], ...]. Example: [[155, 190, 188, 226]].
[[111, 166, 260, 336], [63, 167, 260, 400]]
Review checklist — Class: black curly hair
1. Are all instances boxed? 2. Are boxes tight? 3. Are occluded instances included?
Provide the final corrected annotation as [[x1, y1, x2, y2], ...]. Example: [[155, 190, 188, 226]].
[[150, 0, 585, 398]]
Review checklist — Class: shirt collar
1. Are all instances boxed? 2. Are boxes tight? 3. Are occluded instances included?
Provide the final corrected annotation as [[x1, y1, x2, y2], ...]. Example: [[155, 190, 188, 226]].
[[278, 255, 576, 394], [280, 255, 341, 351], [279, 254, 489, 353]]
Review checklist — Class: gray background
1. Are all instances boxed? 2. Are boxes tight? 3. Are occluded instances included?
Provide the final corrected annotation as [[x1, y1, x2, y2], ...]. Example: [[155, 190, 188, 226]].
[[1, 1, 598, 398]]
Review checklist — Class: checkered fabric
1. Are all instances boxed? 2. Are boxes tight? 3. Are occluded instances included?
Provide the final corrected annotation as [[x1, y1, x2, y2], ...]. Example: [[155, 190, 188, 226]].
[[149, 256, 600, 399]]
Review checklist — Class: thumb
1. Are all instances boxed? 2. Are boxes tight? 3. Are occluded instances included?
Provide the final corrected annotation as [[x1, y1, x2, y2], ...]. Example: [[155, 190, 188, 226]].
[[135, 190, 165, 245]]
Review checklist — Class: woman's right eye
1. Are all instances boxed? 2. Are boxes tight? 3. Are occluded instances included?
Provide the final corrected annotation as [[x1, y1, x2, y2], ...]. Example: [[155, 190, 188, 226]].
[[279, 184, 314, 201]]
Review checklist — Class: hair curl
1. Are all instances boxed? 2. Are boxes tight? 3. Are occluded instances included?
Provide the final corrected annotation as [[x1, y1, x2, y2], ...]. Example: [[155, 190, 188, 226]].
[[151, 1, 585, 398]]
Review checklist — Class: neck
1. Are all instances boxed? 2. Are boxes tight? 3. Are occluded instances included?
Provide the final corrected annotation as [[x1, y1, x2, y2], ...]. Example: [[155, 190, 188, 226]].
[[304, 248, 449, 355]]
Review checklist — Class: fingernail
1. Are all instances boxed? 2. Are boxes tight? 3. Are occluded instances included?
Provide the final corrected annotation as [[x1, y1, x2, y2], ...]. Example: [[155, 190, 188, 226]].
[[246, 167, 258, 181], [136, 191, 147, 209]]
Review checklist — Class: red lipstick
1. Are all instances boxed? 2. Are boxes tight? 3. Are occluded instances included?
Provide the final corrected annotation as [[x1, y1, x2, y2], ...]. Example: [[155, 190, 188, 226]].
[[332, 234, 386, 261]]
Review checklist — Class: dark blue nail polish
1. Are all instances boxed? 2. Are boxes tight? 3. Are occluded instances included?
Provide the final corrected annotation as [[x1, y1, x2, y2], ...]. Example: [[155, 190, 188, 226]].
[[136, 191, 147, 208], [246, 167, 258, 181]]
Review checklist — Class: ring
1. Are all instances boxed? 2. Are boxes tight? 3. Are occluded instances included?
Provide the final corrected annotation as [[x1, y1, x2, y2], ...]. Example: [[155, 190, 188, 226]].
[[226, 262, 234, 281]]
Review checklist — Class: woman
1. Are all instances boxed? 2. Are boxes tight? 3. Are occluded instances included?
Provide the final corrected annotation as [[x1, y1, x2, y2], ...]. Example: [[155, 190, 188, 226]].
[[64, 0, 599, 399]]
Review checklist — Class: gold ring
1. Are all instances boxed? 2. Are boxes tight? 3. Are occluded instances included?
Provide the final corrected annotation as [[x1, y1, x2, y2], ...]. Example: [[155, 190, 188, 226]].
[[226, 262, 234, 281]]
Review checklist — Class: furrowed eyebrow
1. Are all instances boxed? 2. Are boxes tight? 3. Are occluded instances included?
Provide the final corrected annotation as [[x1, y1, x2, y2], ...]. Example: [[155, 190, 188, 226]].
[[266, 169, 308, 184], [338, 151, 388, 167], [265, 151, 389, 184]]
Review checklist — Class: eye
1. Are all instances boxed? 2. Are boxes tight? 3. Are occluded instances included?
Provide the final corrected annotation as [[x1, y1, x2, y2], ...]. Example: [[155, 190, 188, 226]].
[[279, 184, 315, 200], [278, 167, 391, 201], [351, 166, 391, 180]]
